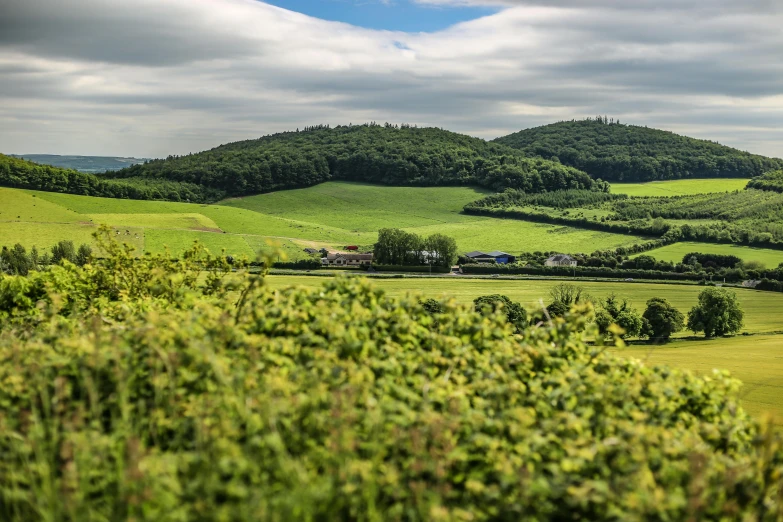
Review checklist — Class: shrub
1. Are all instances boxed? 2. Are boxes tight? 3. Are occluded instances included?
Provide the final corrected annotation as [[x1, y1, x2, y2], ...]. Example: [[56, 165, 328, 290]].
[[0, 229, 780, 521], [473, 294, 527, 332]]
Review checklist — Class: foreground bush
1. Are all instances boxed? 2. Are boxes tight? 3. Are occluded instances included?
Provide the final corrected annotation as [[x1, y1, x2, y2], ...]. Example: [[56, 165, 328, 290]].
[[0, 232, 781, 521]]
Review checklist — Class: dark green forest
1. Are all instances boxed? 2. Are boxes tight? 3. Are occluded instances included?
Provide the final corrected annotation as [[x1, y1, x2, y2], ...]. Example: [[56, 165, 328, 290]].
[[494, 118, 783, 182], [0, 154, 219, 202], [111, 123, 601, 197]]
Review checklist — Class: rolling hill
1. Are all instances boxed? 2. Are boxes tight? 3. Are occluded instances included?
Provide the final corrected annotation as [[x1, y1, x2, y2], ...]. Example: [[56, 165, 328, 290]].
[[8, 154, 148, 173], [109, 124, 600, 199], [494, 118, 783, 182]]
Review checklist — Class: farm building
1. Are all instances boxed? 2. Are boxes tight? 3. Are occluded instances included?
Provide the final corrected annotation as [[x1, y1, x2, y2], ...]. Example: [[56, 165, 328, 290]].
[[321, 252, 374, 267], [303, 248, 318, 254], [464, 251, 516, 264], [545, 254, 578, 267], [344, 245, 359, 251]]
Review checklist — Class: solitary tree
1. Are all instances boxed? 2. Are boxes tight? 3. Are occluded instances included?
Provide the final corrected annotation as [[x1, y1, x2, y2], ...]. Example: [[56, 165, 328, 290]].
[[687, 288, 744, 338], [474, 294, 527, 332], [594, 293, 643, 339], [642, 298, 684, 342]]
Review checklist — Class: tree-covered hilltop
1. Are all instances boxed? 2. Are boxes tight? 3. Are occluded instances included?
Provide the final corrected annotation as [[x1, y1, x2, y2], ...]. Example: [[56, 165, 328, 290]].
[[111, 123, 603, 197], [494, 117, 783, 182], [0, 154, 220, 202]]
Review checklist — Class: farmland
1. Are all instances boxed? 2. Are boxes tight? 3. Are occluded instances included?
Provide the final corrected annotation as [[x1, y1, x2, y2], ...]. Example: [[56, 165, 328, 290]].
[[265, 274, 783, 336], [612, 178, 750, 197], [636, 241, 783, 268], [622, 335, 783, 422], [1, 183, 651, 256]]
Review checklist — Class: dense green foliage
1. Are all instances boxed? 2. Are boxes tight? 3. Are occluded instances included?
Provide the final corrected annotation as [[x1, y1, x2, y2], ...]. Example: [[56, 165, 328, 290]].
[[472, 294, 527, 332], [466, 188, 618, 210], [594, 294, 643, 339], [0, 231, 781, 520], [681, 252, 742, 269], [0, 154, 219, 202], [494, 118, 783, 182], [0, 240, 92, 276], [374, 228, 458, 268], [642, 298, 685, 342], [687, 287, 745, 338], [114, 124, 598, 197], [747, 169, 783, 193]]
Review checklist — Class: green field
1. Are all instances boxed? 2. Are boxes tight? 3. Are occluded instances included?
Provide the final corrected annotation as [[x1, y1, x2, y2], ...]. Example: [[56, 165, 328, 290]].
[[0, 183, 651, 257], [265, 274, 783, 336], [637, 241, 783, 268], [622, 336, 783, 422], [612, 178, 750, 196]]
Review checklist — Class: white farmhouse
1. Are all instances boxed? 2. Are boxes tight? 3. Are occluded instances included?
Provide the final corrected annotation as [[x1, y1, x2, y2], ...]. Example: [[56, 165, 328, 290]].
[[545, 254, 578, 267]]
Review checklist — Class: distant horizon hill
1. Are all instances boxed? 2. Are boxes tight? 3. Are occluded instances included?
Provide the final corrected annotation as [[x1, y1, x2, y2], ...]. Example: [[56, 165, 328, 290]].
[[7, 154, 150, 173]]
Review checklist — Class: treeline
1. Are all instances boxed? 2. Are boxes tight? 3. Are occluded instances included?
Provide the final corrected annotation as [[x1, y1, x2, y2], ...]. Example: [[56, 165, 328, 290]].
[[494, 118, 783, 182], [0, 241, 92, 275], [467, 188, 621, 210], [0, 154, 220, 202], [112, 124, 600, 198], [746, 169, 783, 193]]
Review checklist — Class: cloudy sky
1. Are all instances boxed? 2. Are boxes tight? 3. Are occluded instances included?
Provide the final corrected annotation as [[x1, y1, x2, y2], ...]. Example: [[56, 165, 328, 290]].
[[1, 0, 782, 158]]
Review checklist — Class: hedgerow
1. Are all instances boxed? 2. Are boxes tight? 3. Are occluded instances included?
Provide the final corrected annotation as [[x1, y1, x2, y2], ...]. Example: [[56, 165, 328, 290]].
[[0, 228, 781, 521]]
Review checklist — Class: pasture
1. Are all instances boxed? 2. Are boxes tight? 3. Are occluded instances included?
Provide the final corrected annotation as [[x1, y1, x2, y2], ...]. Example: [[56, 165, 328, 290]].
[[612, 178, 750, 197], [265, 274, 783, 336], [2, 184, 651, 257], [622, 335, 783, 422], [637, 241, 783, 268]]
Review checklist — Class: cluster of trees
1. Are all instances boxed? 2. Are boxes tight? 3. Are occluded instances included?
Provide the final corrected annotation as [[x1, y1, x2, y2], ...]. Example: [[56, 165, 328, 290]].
[[746, 169, 783, 193], [0, 154, 218, 202], [494, 118, 783, 181], [0, 241, 92, 275], [373, 228, 458, 268], [544, 283, 743, 341], [112, 124, 600, 198]]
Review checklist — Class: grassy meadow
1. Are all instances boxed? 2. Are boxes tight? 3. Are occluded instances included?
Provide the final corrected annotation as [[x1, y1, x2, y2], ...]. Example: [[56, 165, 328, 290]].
[[622, 335, 783, 422], [612, 178, 750, 196], [265, 274, 783, 336], [636, 241, 783, 268], [0, 183, 651, 257]]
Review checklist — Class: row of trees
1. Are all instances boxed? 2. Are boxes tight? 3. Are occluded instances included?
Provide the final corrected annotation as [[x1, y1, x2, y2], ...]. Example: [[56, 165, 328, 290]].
[[544, 284, 743, 341], [423, 283, 744, 342], [0, 154, 218, 203], [0, 241, 92, 275], [495, 118, 783, 182], [746, 169, 783, 193], [373, 228, 458, 268]]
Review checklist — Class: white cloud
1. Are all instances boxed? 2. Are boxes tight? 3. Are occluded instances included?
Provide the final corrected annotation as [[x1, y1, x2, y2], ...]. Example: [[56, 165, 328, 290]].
[[0, 0, 781, 158]]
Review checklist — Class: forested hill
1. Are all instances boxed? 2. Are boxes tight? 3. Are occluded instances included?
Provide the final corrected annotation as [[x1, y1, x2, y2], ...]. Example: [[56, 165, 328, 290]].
[[493, 118, 783, 182], [111, 124, 602, 198], [0, 154, 219, 203]]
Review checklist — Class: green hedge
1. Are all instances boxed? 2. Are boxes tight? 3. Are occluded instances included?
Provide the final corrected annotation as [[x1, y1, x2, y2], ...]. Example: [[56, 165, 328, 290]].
[[0, 228, 780, 520], [460, 263, 729, 282]]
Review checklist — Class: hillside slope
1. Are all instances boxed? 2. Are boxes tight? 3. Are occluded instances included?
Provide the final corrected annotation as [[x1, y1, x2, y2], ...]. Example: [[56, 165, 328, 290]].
[[494, 118, 783, 182], [111, 124, 601, 197]]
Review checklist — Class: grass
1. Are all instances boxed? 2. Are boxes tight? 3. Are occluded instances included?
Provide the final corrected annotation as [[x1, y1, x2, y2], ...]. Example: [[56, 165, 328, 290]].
[[621, 335, 783, 422], [144, 229, 256, 257], [612, 178, 750, 197], [9, 183, 650, 256], [0, 187, 83, 223], [636, 241, 783, 268], [264, 274, 783, 336]]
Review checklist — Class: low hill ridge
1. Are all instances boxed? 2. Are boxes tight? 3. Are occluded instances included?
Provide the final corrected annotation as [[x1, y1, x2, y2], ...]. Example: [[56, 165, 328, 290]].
[[110, 123, 600, 199], [493, 118, 783, 182]]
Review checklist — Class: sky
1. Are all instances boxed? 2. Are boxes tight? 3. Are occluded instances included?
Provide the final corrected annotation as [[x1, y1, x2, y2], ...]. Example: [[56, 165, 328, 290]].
[[0, 0, 781, 158]]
